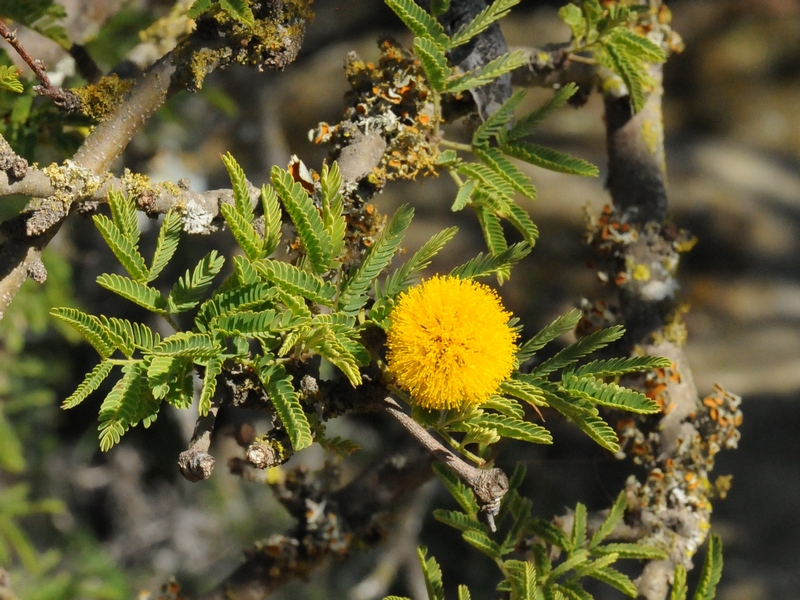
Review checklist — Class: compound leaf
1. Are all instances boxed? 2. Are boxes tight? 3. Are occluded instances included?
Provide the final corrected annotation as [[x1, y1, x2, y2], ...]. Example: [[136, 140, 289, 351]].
[[168, 250, 225, 313], [532, 325, 625, 377], [385, 0, 450, 49], [50, 307, 114, 358], [413, 36, 450, 93], [254, 259, 336, 306], [271, 166, 331, 273], [562, 375, 659, 414], [148, 210, 182, 282], [450, 0, 520, 47], [259, 363, 312, 450], [503, 142, 599, 177], [62, 360, 114, 409]]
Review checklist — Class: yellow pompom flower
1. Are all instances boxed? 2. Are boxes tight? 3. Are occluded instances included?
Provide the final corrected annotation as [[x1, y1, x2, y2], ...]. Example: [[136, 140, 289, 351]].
[[386, 275, 519, 410]]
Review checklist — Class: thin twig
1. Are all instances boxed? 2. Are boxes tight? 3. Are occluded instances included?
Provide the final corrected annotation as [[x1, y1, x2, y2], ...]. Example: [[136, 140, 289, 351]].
[[178, 396, 221, 482], [0, 21, 79, 110], [382, 396, 508, 531]]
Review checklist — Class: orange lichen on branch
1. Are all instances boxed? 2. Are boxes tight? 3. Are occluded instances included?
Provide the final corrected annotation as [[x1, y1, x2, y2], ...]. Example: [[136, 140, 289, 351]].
[[386, 276, 518, 411]]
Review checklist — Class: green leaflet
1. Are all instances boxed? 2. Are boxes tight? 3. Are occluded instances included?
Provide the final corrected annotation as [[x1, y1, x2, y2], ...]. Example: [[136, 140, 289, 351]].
[[168, 250, 225, 313], [547, 549, 589, 582], [586, 565, 637, 597], [254, 259, 336, 306], [505, 560, 537, 600], [446, 50, 528, 94], [320, 162, 346, 263], [127, 322, 159, 351], [559, 4, 586, 44], [147, 355, 193, 405], [187, 0, 213, 19], [555, 582, 592, 600], [97, 361, 145, 452], [451, 179, 475, 211], [592, 543, 668, 561], [602, 41, 645, 113], [148, 210, 182, 282], [221, 151, 254, 222], [413, 36, 449, 93], [99, 316, 135, 357], [219, 0, 255, 26], [505, 202, 539, 246], [516, 309, 582, 363], [271, 165, 333, 273], [480, 395, 525, 420], [96, 273, 168, 315], [195, 282, 276, 331], [474, 146, 537, 200], [670, 565, 688, 600], [457, 585, 471, 600], [571, 503, 587, 550], [213, 309, 279, 337], [609, 29, 666, 64], [458, 161, 515, 202], [379, 226, 458, 299], [92, 213, 149, 283], [430, 0, 451, 16], [50, 307, 114, 358], [532, 325, 625, 377], [433, 509, 487, 534], [476, 207, 508, 260], [432, 463, 479, 517], [694, 535, 723, 600], [198, 356, 222, 416], [529, 517, 572, 552], [62, 360, 114, 409], [417, 547, 445, 600], [220, 203, 264, 261], [543, 389, 619, 453], [572, 355, 672, 378], [450, 242, 530, 280], [339, 204, 414, 314], [466, 413, 552, 444], [0, 66, 23, 93], [508, 83, 579, 141], [151, 331, 221, 359], [107, 188, 139, 248], [562, 375, 660, 414], [472, 89, 527, 149], [588, 491, 626, 549], [503, 142, 599, 178], [304, 324, 364, 386], [449, 0, 520, 47], [258, 363, 312, 451], [233, 254, 261, 285], [261, 184, 283, 256], [385, 0, 450, 49], [462, 529, 504, 560]]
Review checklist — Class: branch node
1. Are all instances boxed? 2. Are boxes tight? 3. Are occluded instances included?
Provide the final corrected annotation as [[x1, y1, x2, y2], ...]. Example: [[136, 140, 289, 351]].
[[178, 448, 215, 482]]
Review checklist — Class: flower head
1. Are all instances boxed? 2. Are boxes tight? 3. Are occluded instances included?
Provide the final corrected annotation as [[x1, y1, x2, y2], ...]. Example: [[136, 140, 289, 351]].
[[386, 275, 519, 410]]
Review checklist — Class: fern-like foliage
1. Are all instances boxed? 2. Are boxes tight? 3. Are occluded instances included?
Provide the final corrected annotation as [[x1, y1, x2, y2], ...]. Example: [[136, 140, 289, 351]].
[[559, 0, 667, 112], [408, 469, 670, 600], [0, 65, 23, 93]]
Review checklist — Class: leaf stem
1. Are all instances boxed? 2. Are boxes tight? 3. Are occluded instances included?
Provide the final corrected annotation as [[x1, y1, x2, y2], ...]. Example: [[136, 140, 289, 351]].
[[382, 396, 508, 531], [439, 139, 473, 152]]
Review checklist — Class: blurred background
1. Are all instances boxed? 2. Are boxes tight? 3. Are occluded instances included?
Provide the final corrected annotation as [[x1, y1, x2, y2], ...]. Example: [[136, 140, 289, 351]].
[[1, 0, 799, 598]]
